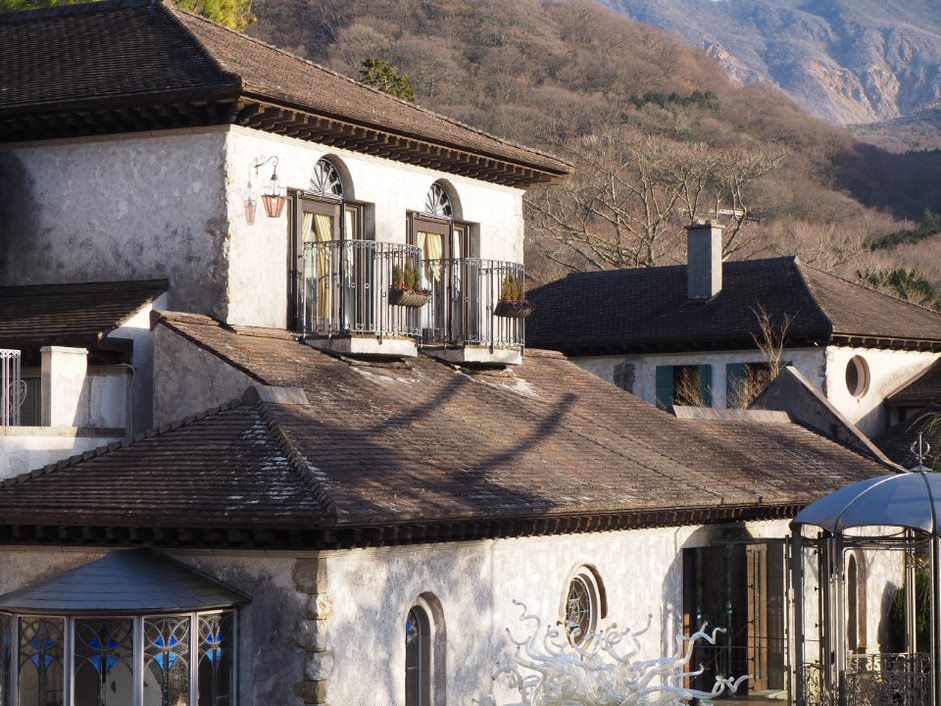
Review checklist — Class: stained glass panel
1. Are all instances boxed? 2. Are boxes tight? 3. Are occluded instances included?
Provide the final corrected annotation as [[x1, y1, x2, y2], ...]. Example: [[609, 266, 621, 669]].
[[18, 617, 64, 706], [197, 613, 232, 706], [0, 614, 11, 706], [74, 619, 134, 706], [143, 616, 190, 706], [565, 576, 593, 645]]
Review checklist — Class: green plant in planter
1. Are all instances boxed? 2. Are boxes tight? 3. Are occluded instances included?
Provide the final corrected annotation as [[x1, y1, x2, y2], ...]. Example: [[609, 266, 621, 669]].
[[500, 272, 524, 302], [392, 263, 424, 292]]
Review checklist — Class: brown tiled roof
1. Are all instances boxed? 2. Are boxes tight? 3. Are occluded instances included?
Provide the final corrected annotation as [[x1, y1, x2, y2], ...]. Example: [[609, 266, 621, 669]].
[[526, 257, 941, 354], [0, 279, 167, 349], [0, 0, 570, 184], [0, 313, 893, 539], [887, 360, 941, 405], [0, 402, 326, 528]]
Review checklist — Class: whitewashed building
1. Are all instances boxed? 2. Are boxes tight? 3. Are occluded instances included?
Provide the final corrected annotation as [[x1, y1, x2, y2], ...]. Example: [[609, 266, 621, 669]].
[[0, 3, 903, 706], [527, 222, 941, 441]]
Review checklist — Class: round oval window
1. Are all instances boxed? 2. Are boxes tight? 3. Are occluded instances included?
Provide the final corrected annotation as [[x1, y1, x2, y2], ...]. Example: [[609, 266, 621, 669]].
[[845, 356, 869, 397]]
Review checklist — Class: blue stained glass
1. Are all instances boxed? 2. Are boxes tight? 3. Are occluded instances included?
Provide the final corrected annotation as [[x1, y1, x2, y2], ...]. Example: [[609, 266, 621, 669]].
[[74, 618, 133, 706], [144, 616, 190, 706]]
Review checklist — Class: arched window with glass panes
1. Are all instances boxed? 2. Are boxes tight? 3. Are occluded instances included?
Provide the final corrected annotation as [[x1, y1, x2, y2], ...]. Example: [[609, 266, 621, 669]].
[[408, 181, 477, 344], [293, 157, 370, 333]]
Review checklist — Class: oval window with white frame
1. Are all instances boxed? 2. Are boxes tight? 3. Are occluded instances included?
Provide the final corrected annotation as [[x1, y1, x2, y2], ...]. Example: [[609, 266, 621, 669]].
[[564, 569, 603, 646], [845, 355, 870, 398]]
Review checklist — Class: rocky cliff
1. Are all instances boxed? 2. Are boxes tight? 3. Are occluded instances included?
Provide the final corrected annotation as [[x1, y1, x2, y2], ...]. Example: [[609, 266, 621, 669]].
[[603, 0, 941, 125]]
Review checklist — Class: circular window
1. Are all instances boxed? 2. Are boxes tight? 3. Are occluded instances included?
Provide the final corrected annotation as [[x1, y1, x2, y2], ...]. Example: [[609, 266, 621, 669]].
[[564, 572, 600, 645], [845, 356, 870, 397]]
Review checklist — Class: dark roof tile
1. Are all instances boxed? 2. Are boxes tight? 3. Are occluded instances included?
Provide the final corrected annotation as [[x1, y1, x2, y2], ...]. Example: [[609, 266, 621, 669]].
[[0, 314, 893, 530], [526, 257, 941, 352], [0, 0, 569, 179], [0, 279, 167, 349]]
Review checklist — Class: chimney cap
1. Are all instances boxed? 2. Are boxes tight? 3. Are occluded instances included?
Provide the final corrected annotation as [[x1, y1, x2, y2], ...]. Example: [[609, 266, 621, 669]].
[[685, 219, 724, 230]]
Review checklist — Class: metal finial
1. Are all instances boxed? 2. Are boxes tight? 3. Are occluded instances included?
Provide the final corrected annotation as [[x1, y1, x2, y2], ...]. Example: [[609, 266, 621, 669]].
[[911, 433, 932, 471]]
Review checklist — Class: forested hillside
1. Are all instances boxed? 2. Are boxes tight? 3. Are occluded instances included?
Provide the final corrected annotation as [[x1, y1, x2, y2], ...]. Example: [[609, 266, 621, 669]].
[[247, 0, 941, 293]]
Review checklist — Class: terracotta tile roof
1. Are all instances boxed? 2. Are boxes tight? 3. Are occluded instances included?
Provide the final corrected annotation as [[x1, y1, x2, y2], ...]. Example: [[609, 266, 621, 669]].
[[526, 257, 941, 354], [0, 314, 893, 533], [886, 360, 941, 405], [0, 279, 167, 349], [0, 0, 569, 182]]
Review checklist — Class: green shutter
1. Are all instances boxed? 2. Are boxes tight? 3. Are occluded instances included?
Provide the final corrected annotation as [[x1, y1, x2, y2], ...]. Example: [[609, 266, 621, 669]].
[[698, 364, 713, 407], [726, 363, 749, 408], [655, 365, 674, 410]]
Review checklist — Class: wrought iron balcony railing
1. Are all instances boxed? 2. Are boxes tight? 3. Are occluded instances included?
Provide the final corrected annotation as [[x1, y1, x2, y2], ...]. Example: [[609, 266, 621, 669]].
[[301, 244, 527, 352], [799, 654, 931, 706], [422, 258, 526, 350], [302, 240, 423, 341], [1, 349, 26, 427]]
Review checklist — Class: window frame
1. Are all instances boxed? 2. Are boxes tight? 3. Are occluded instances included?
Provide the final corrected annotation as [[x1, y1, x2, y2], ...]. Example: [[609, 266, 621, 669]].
[[1, 609, 237, 706], [561, 566, 606, 647]]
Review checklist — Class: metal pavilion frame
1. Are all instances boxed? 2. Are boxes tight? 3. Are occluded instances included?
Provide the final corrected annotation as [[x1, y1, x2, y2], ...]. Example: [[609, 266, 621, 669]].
[[791, 472, 941, 706]]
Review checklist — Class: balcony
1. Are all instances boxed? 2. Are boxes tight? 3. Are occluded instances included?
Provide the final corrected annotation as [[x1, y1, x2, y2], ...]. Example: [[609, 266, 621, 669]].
[[422, 258, 526, 364], [301, 243, 527, 362], [301, 240, 423, 356]]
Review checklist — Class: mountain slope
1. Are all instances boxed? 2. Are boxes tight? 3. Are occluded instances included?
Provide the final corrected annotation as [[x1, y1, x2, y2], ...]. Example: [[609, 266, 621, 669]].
[[602, 0, 941, 125]]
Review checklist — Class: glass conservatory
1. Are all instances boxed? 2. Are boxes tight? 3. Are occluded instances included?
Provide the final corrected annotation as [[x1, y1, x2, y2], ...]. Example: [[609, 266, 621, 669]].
[[0, 550, 247, 706]]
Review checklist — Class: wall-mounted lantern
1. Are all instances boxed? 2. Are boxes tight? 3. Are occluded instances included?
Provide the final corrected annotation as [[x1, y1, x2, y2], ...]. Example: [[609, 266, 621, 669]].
[[257, 156, 287, 218], [243, 167, 257, 225], [246, 156, 287, 222]]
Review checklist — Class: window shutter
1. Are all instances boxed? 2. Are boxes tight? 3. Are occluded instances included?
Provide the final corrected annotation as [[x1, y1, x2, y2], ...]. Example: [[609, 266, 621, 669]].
[[726, 363, 749, 409], [698, 364, 713, 407], [655, 365, 674, 410], [613, 362, 636, 393]]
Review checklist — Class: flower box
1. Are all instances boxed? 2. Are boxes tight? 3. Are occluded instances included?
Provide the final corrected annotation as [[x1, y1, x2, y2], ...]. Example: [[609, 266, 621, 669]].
[[389, 288, 431, 308], [494, 300, 534, 318]]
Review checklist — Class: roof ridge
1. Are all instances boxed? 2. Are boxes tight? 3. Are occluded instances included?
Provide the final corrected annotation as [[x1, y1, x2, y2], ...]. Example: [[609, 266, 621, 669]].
[[790, 257, 835, 336], [156, 315, 272, 385], [254, 402, 338, 519], [155, 0, 243, 88], [0, 401, 243, 490], [802, 261, 941, 319], [885, 357, 941, 400], [166, 4, 571, 170]]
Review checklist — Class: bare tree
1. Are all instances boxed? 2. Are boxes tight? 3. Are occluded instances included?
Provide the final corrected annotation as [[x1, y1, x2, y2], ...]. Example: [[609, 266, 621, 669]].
[[728, 304, 794, 408], [525, 127, 783, 273]]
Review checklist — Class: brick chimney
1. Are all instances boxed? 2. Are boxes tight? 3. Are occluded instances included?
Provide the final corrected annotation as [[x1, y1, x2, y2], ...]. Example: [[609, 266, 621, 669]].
[[686, 220, 723, 300]]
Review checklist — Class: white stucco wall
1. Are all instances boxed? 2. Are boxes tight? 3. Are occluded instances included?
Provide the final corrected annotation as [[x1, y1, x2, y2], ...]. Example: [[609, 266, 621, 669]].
[[152, 324, 256, 426], [106, 294, 166, 434], [823, 347, 938, 437], [573, 348, 827, 408], [223, 126, 526, 328], [0, 428, 122, 481], [323, 519, 791, 705], [0, 129, 229, 316]]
